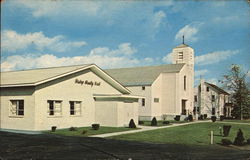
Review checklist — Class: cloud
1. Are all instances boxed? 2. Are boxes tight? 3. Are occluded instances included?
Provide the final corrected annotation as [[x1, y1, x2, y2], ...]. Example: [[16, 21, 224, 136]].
[[1, 43, 156, 72], [162, 52, 174, 64], [1, 30, 87, 53], [152, 10, 166, 29], [207, 78, 218, 85], [195, 50, 239, 65], [175, 22, 203, 43], [195, 69, 209, 78]]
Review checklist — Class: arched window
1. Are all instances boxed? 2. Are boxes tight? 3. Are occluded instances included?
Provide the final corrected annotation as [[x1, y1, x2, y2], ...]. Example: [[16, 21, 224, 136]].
[[184, 76, 186, 90]]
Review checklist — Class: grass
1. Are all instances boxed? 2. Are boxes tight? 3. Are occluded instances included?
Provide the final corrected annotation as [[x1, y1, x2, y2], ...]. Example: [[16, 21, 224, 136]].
[[110, 122, 250, 146], [223, 119, 250, 123], [46, 126, 138, 137]]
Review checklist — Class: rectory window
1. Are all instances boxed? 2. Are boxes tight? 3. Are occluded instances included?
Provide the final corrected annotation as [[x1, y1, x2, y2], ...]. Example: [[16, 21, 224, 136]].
[[142, 98, 145, 106], [69, 101, 81, 116], [142, 86, 145, 90], [9, 100, 24, 116], [47, 100, 62, 116], [184, 76, 187, 91], [206, 87, 209, 92], [194, 95, 198, 102], [154, 98, 159, 103], [211, 95, 215, 102]]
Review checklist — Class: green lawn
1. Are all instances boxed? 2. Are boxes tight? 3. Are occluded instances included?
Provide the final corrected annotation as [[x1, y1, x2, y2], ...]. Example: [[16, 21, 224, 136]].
[[110, 122, 250, 146], [46, 126, 138, 137], [223, 119, 250, 123]]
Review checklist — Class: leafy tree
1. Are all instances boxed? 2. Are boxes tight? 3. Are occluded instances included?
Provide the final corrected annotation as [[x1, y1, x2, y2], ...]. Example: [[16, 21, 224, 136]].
[[219, 64, 250, 119]]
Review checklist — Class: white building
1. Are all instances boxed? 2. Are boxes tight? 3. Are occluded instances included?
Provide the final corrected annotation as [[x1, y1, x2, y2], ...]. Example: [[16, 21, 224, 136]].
[[194, 79, 232, 118], [0, 64, 140, 131], [106, 43, 194, 120]]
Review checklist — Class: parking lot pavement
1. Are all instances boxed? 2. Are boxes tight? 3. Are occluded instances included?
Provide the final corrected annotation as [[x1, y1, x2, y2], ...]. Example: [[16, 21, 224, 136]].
[[1, 131, 250, 160]]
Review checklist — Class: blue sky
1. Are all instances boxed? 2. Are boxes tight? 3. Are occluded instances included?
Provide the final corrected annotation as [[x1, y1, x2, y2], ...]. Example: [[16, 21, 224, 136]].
[[1, 0, 250, 85]]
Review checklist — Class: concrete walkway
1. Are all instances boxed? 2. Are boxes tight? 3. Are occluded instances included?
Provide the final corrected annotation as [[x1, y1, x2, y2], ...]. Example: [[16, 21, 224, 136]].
[[216, 121, 250, 125], [90, 120, 210, 138]]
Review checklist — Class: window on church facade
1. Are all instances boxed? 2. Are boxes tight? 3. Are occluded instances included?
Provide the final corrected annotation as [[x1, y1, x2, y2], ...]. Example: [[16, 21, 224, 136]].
[[179, 52, 183, 59], [142, 98, 145, 106], [184, 76, 186, 90]]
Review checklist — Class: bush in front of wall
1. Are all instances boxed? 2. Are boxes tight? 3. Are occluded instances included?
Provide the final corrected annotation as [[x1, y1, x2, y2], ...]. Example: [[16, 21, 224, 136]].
[[220, 116, 224, 121], [51, 126, 57, 132], [69, 127, 78, 131], [138, 121, 144, 125], [151, 117, 157, 126], [92, 124, 100, 130], [162, 121, 170, 125], [174, 115, 180, 121], [198, 115, 204, 120], [129, 119, 136, 128], [204, 114, 207, 119], [233, 129, 245, 146], [211, 116, 217, 122], [221, 139, 232, 146], [188, 115, 193, 121], [223, 125, 231, 137]]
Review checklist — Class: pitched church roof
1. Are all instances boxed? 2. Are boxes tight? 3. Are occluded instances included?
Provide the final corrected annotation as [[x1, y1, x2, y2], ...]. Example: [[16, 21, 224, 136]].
[[105, 63, 185, 86], [205, 82, 229, 95], [175, 44, 189, 48], [0, 64, 131, 94]]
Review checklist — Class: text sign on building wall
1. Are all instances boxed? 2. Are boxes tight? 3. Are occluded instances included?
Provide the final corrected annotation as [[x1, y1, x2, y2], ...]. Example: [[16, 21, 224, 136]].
[[75, 79, 101, 87]]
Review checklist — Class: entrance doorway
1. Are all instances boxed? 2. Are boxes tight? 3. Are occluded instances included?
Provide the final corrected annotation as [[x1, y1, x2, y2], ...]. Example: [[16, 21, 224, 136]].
[[181, 100, 187, 115]]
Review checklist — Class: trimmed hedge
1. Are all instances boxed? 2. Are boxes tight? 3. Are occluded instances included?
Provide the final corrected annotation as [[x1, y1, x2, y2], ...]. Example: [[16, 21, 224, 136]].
[[188, 115, 193, 121], [162, 121, 170, 125], [174, 115, 180, 121], [92, 124, 100, 130], [221, 139, 232, 146], [51, 126, 57, 132], [223, 125, 231, 137], [211, 116, 216, 122], [138, 121, 144, 125], [234, 129, 245, 146], [69, 127, 78, 131], [220, 116, 224, 121]]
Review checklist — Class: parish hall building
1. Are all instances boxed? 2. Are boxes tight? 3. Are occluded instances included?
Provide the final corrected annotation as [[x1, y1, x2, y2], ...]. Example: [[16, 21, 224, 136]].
[[0, 42, 195, 131]]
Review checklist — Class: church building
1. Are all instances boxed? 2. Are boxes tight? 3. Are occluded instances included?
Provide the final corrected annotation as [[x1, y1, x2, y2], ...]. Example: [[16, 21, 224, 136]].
[[106, 42, 195, 120]]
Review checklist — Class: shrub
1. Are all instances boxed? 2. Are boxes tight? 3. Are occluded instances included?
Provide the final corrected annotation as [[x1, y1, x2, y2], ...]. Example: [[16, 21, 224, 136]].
[[138, 121, 144, 125], [233, 129, 245, 146], [220, 116, 224, 121], [92, 124, 100, 130], [204, 114, 207, 119], [129, 119, 136, 128], [174, 115, 180, 121], [211, 116, 216, 122], [247, 138, 250, 145], [151, 117, 157, 126], [188, 115, 193, 121], [221, 139, 232, 146], [162, 121, 170, 125], [198, 115, 204, 120], [82, 130, 87, 135], [69, 127, 77, 131], [51, 126, 57, 132], [223, 125, 231, 137]]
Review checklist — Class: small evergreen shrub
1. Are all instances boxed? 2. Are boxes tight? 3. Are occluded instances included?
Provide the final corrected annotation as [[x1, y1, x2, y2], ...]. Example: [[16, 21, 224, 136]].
[[151, 117, 157, 126], [129, 119, 136, 128], [211, 116, 216, 122], [221, 139, 232, 146], [138, 121, 144, 125], [198, 115, 204, 120], [92, 124, 100, 130], [69, 127, 77, 131], [188, 115, 193, 121], [220, 116, 224, 121], [82, 130, 87, 135], [233, 129, 245, 146], [51, 126, 57, 132], [174, 115, 180, 121], [247, 138, 250, 145], [223, 125, 231, 137], [162, 121, 170, 125], [204, 114, 207, 119]]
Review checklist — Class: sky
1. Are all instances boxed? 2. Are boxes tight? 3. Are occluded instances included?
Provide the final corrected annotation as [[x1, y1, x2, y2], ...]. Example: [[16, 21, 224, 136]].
[[1, 0, 250, 86]]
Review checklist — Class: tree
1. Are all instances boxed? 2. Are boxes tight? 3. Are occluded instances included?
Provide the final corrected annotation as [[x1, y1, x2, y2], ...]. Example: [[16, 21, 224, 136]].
[[219, 64, 250, 120]]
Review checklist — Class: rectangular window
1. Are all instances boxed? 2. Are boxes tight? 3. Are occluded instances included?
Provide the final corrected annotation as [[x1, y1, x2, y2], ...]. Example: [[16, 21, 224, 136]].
[[142, 86, 145, 90], [142, 98, 145, 107], [212, 95, 215, 102], [206, 87, 209, 92], [194, 95, 198, 102], [47, 100, 62, 116], [154, 98, 159, 103], [69, 101, 81, 116], [10, 100, 24, 116], [184, 76, 186, 91], [179, 52, 184, 59]]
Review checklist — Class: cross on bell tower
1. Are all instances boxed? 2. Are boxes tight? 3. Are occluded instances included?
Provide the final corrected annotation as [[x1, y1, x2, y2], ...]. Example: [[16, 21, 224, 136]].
[[182, 35, 185, 44]]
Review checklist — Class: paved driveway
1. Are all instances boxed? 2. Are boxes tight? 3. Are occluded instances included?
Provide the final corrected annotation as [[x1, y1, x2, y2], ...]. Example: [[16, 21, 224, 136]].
[[1, 131, 250, 160]]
